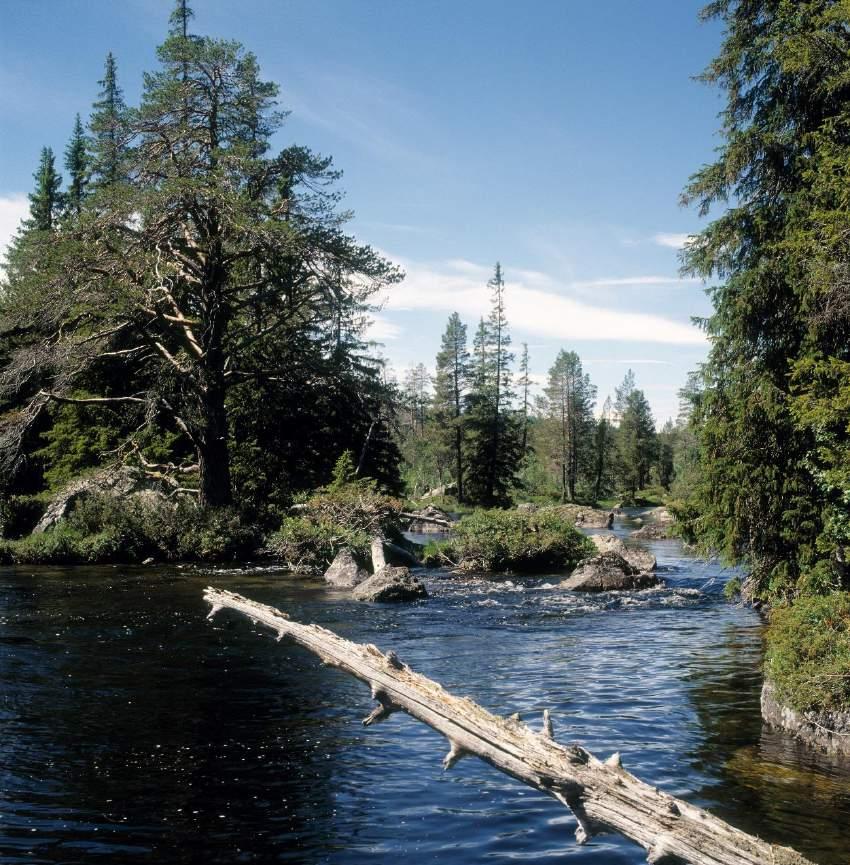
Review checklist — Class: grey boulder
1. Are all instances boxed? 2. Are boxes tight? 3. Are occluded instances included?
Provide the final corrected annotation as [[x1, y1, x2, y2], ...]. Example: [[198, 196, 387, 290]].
[[560, 552, 660, 592], [352, 566, 428, 602], [324, 548, 370, 588], [590, 534, 656, 572]]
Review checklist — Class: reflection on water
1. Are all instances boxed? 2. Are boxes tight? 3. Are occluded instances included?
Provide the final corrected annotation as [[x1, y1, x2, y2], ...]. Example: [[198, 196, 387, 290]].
[[1, 510, 848, 864]]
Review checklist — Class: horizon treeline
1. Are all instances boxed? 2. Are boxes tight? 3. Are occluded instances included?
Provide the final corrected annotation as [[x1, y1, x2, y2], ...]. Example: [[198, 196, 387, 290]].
[[395, 267, 687, 507]]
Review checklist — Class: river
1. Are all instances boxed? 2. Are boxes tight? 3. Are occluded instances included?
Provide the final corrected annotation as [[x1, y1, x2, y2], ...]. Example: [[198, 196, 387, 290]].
[[1, 510, 848, 864]]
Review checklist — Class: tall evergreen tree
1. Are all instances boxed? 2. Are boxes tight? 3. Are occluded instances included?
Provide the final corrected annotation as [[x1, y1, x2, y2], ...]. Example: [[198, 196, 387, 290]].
[[541, 350, 596, 502], [617, 387, 657, 498], [593, 396, 616, 501], [26, 148, 63, 232], [465, 264, 521, 505], [433, 312, 470, 500], [89, 52, 126, 187], [679, 0, 850, 597], [64, 114, 88, 214]]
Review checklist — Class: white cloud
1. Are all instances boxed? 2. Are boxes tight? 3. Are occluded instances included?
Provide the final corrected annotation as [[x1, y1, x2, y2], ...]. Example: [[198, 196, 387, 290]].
[[382, 257, 706, 346], [652, 232, 692, 250], [365, 314, 402, 342], [570, 275, 697, 288], [0, 193, 28, 265]]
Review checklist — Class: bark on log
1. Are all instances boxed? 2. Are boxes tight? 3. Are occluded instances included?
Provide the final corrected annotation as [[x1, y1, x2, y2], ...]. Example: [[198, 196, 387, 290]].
[[203, 587, 815, 865]]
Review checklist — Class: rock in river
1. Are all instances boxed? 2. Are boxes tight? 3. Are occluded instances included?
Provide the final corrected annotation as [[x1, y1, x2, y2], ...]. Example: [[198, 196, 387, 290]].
[[352, 566, 428, 602], [559, 552, 660, 592], [324, 548, 370, 589], [590, 534, 656, 572]]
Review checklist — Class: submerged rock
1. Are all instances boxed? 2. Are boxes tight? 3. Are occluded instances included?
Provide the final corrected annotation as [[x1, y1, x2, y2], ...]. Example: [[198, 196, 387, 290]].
[[590, 534, 656, 572], [631, 523, 672, 540], [324, 548, 369, 588], [560, 552, 659, 592], [352, 566, 428, 602]]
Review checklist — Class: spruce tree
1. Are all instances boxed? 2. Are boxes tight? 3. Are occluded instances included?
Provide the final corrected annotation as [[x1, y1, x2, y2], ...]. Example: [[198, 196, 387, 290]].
[[64, 114, 88, 213], [542, 350, 596, 502], [89, 52, 126, 187], [26, 147, 64, 232], [465, 264, 521, 505], [593, 396, 616, 501], [517, 342, 532, 456], [617, 387, 657, 499], [433, 312, 470, 501]]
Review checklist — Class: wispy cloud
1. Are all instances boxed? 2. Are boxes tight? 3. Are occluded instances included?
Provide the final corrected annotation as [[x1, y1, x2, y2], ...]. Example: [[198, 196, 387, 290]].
[[365, 314, 402, 342], [569, 275, 697, 289], [381, 257, 706, 346], [652, 232, 692, 250]]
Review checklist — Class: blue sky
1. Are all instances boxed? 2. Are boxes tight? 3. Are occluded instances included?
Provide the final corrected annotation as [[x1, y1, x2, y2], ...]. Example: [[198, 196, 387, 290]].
[[0, 0, 725, 423]]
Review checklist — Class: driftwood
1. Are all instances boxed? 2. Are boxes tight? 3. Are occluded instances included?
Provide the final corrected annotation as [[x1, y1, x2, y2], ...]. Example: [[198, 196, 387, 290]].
[[203, 587, 814, 865], [400, 510, 454, 529]]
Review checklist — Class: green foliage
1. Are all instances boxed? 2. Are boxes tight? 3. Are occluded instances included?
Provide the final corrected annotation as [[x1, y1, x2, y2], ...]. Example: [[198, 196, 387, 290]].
[[329, 450, 357, 489], [269, 484, 404, 574], [425, 507, 594, 573], [677, 0, 850, 602], [766, 593, 850, 713], [0, 493, 260, 564]]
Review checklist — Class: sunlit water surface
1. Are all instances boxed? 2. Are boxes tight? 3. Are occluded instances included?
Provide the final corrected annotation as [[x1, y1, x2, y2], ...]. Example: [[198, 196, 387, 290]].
[[2, 510, 849, 864]]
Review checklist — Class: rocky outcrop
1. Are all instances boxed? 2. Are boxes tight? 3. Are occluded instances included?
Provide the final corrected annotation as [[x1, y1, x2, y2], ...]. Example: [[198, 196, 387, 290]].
[[559, 552, 660, 592], [33, 466, 146, 534], [631, 523, 673, 540], [590, 534, 656, 572], [421, 482, 457, 500], [352, 566, 428, 602], [324, 548, 370, 589], [761, 679, 850, 757]]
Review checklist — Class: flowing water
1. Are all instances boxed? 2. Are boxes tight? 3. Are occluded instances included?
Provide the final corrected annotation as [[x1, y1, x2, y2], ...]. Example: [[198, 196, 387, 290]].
[[1, 510, 849, 864]]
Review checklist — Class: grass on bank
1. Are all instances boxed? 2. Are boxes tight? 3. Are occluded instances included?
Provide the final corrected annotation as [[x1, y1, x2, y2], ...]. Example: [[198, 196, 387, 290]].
[[423, 507, 594, 572], [765, 592, 850, 713]]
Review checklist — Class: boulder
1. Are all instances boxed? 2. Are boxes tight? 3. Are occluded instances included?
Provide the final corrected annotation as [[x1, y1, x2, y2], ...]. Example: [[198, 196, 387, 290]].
[[631, 523, 672, 540], [352, 566, 428, 602], [324, 548, 370, 589], [33, 466, 144, 534], [559, 552, 660, 592], [516, 503, 539, 513], [590, 534, 656, 572], [421, 482, 457, 500]]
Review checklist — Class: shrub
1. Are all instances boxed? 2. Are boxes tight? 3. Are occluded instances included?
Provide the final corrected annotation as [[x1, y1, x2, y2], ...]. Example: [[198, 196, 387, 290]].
[[2, 492, 262, 564], [765, 592, 850, 713], [269, 482, 404, 574], [424, 508, 594, 572]]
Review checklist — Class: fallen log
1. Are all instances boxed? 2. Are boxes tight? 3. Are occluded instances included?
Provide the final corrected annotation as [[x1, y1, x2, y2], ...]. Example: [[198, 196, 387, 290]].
[[400, 510, 454, 529], [203, 587, 814, 865]]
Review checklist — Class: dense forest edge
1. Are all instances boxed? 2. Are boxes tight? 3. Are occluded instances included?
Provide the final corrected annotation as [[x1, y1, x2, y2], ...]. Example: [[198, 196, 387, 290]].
[[1, 1, 849, 727]]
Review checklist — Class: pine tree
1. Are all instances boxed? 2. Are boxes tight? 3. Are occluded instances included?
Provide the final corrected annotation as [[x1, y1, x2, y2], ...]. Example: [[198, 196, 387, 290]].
[[541, 350, 596, 502], [0, 3, 400, 508], [433, 312, 470, 500], [64, 114, 88, 213], [26, 147, 63, 231], [89, 52, 126, 187]]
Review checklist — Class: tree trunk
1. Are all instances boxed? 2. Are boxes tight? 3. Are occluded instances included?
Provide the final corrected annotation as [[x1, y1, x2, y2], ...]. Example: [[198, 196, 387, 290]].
[[204, 587, 815, 865], [197, 384, 232, 508], [455, 424, 464, 503]]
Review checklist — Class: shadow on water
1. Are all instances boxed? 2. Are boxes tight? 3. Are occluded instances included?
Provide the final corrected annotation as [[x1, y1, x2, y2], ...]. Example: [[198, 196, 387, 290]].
[[1, 514, 849, 863]]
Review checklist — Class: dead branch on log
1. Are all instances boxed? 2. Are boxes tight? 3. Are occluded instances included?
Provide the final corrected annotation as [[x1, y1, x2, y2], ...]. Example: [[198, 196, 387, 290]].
[[203, 587, 814, 865]]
